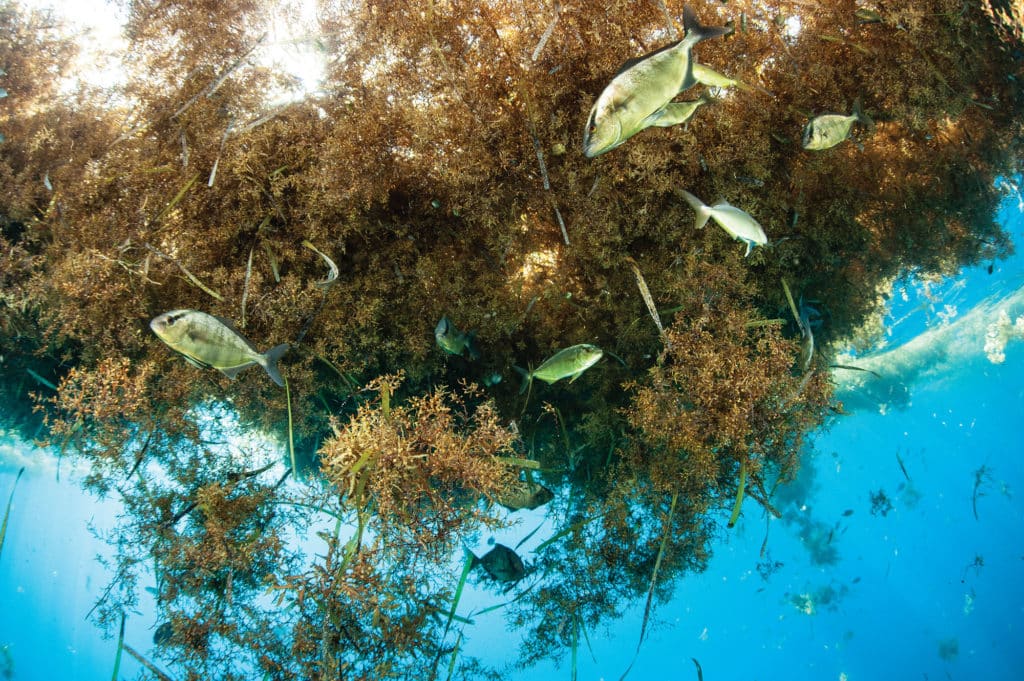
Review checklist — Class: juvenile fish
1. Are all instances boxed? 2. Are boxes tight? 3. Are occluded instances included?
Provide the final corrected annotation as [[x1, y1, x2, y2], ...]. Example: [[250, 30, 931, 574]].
[[583, 5, 728, 157], [679, 190, 768, 257], [517, 344, 603, 394], [150, 309, 289, 387], [802, 98, 874, 150], [496, 478, 554, 512], [471, 543, 527, 583], [434, 316, 480, 360], [646, 94, 711, 129], [692, 63, 773, 96]]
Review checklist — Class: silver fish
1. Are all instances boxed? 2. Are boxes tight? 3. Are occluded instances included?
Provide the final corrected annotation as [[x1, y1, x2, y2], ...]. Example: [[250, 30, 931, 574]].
[[517, 344, 603, 393], [150, 309, 288, 386], [802, 98, 874, 150], [583, 6, 728, 157], [680, 190, 768, 257], [435, 316, 480, 360]]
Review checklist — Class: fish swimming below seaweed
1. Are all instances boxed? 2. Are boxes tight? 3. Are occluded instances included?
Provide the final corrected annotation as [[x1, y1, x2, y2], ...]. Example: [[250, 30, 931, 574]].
[[582, 5, 729, 157], [470, 543, 527, 584], [516, 344, 604, 394], [150, 309, 289, 387], [496, 477, 554, 512], [802, 98, 874, 150], [434, 316, 480, 360], [679, 190, 768, 257]]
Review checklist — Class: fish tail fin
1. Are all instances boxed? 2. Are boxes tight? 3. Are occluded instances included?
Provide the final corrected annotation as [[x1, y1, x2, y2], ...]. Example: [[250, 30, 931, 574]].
[[262, 343, 290, 387], [682, 5, 730, 45], [680, 190, 712, 230], [513, 365, 532, 395], [852, 97, 874, 130], [466, 331, 481, 361]]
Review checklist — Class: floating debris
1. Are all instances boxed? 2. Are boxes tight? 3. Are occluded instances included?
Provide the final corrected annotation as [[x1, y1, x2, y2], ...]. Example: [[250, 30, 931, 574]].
[[895, 449, 911, 481], [0, 468, 25, 562], [150, 310, 289, 387], [972, 464, 992, 520], [869, 488, 893, 517], [302, 239, 339, 290]]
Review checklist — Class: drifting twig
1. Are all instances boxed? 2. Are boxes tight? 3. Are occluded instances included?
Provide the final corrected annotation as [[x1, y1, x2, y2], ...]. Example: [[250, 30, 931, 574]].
[[532, 132, 551, 191], [172, 33, 268, 119], [302, 239, 340, 290], [230, 102, 295, 138], [144, 242, 224, 302], [626, 258, 667, 344], [531, 2, 561, 62], [652, 0, 679, 39], [208, 118, 234, 187], [553, 204, 570, 245], [241, 245, 254, 327], [122, 643, 174, 681]]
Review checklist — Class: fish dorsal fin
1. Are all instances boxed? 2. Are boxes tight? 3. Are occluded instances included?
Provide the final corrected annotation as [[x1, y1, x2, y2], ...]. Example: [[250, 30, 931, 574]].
[[614, 40, 682, 77], [713, 197, 732, 208]]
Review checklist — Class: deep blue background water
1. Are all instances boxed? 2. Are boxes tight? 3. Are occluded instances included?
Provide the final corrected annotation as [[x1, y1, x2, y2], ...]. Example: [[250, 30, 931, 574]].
[[1, 192, 1022, 680]]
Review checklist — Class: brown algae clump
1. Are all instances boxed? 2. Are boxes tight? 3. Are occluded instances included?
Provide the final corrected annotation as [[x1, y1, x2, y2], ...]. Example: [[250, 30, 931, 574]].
[[1, 0, 1022, 676]]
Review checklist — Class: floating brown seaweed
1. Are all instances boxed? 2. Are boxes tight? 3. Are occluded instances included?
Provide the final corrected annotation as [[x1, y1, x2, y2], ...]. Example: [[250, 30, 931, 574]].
[[1, 0, 1022, 677]]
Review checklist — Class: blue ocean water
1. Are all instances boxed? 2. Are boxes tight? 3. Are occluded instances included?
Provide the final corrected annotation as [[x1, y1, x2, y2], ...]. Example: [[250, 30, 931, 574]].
[[1, 194, 1022, 680]]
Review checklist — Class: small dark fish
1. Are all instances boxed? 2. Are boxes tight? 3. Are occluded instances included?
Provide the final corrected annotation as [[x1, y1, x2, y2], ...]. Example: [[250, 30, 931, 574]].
[[153, 621, 175, 646], [434, 316, 480, 360], [842, 509, 854, 517], [972, 465, 991, 521], [896, 450, 911, 481], [471, 543, 526, 584], [852, 576, 861, 584]]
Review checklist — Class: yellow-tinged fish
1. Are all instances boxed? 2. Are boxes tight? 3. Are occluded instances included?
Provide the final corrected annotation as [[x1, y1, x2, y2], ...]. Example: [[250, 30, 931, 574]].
[[150, 309, 289, 387], [496, 478, 554, 512], [516, 343, 603, 394], [802, 98, 874, 150], [435, 316, 480, 360], [583, 6, 728, 157]]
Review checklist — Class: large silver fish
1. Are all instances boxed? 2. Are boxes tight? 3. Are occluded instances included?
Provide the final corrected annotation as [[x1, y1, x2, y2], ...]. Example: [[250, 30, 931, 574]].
[[150, 309, 289, 387], [583, 6, 728, 158]]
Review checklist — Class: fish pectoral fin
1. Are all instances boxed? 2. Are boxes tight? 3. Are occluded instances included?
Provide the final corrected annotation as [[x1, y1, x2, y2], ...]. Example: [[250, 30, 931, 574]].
[[178, 352, 211, 370], [219, 362, 257, 381], [568, 371, 583, 383], [743, 240, 753, 257]]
